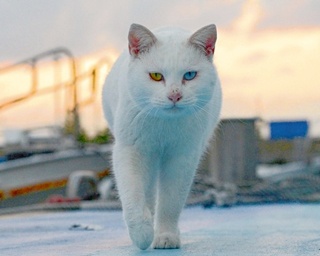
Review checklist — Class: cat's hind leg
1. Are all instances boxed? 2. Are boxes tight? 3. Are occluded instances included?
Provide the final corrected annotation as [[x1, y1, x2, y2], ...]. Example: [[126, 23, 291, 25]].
[[113, 145, 157, 250]]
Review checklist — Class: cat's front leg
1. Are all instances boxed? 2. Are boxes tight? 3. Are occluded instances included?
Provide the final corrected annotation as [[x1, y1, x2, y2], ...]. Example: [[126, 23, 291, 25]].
[[113, 145, 156, 250], [153, 153, 200, 249]]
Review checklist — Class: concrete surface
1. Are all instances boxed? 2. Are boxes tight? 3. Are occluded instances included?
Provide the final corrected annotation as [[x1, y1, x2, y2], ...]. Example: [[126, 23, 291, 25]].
[[0, 203, 319, 256]]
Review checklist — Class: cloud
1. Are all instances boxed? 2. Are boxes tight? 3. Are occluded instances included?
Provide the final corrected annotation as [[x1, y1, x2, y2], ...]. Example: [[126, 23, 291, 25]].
[[259, 0, 320, 29], [230, 0, 265, 33], [218, 25, 320, 125]]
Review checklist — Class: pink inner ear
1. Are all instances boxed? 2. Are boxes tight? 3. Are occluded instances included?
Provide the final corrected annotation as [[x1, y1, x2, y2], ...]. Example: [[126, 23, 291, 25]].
[[205, 37, 215, 56], [129, 35, 140, 55]]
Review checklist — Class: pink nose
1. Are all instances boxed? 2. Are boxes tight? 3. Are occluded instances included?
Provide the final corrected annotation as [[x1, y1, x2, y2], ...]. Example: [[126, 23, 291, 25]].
[[168, 92, 182, 103]]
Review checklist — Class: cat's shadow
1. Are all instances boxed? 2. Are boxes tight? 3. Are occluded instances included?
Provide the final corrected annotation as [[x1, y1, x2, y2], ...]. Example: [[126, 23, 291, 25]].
[[119, 241, 199, 256]]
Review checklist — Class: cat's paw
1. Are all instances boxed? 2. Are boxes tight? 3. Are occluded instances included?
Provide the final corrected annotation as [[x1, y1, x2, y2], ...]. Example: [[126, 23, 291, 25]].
[[127, 210, 154, 250], [152, 232, 181, 249]]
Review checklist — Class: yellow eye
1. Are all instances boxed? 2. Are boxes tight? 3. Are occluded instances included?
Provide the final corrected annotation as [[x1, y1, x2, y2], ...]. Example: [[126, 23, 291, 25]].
[[149, 72, 163, 82]]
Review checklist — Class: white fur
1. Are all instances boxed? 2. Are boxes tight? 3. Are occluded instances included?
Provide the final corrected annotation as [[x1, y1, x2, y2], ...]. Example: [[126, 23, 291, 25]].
[[102, 24, 222, 250]]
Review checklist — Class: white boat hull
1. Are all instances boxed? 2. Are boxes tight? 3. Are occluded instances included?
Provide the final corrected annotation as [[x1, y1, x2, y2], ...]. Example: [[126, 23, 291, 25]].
[[0, 145, 112, 208]]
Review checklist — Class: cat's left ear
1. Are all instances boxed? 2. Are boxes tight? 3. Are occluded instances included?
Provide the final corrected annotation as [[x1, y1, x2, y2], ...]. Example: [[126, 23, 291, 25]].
[[128, 23, 157, 57], [189, 24, 217, 58]]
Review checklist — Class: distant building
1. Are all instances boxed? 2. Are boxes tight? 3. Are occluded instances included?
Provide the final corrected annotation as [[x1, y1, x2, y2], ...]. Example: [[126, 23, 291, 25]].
[[270, 120, 308, 140], [259, 120, 311, 164], [203, 118, 259, 187]]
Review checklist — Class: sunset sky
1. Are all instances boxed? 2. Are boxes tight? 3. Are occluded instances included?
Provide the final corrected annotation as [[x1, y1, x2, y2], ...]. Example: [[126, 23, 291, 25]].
[[0, 0, 319, 137]]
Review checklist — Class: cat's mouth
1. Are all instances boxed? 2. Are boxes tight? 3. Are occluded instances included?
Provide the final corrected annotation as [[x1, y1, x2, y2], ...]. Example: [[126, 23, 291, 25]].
[[163, 104, 185, 113], [152, 102, 193, 116]]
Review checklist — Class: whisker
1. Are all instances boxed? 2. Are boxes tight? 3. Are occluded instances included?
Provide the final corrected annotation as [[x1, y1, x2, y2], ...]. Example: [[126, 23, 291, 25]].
[[192, 103, 219, 121]]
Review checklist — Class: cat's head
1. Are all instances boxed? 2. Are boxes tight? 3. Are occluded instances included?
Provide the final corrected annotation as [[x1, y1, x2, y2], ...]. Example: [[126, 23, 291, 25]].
[[127, 23, 220, 117]]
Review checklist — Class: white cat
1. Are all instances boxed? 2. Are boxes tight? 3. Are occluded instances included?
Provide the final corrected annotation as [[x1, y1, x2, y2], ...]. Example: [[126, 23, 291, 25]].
[[102, 23, 222, 250]]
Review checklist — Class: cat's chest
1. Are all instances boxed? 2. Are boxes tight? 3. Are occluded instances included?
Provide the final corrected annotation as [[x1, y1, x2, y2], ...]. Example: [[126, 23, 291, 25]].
[[136, 116, 189, 145], [117, 109, 196, 145]]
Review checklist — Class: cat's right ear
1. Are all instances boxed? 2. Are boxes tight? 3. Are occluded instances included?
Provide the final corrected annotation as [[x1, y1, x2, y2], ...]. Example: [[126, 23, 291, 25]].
[[128, 24, 157, 57]]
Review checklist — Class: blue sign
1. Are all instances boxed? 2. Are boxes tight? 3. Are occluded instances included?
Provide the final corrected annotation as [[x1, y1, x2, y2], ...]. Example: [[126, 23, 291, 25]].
[[270, 121, 308, 140]]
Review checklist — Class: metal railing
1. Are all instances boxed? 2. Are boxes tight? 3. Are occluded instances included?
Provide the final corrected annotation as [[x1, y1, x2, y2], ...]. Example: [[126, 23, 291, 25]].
[[0, 47, 110, 138], [0, 47, 77, 111]]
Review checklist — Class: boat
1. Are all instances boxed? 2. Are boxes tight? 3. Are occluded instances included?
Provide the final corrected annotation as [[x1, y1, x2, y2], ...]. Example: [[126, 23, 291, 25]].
[[0, 126, 112, 208]]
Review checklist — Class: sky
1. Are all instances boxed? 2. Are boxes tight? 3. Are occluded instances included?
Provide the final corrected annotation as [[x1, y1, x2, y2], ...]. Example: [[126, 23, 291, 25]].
[[0, 0, 320, 137]]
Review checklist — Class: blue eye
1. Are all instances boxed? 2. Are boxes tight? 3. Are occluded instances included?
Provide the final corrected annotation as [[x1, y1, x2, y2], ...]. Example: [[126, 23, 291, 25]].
[[183, 71, 197, 81]]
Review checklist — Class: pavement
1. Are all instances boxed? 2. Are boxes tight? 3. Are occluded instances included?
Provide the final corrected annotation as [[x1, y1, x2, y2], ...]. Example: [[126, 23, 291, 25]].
[[0, 203, 319, 256]]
